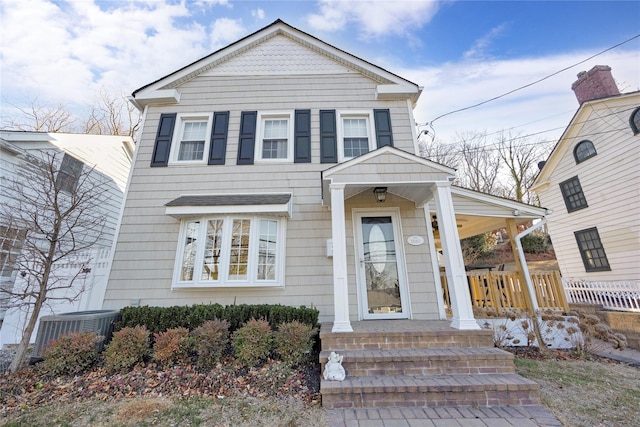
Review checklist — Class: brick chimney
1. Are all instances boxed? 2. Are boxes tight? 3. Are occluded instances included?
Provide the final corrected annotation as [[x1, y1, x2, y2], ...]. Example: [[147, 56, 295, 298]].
[[571, 65, 620, 104]]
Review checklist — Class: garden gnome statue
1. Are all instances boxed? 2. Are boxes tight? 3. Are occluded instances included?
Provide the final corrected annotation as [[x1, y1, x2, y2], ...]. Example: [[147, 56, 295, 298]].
[[323, 351, 346, 381]]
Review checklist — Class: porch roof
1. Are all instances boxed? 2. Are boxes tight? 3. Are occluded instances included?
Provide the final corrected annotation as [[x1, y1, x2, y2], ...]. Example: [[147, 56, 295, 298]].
[[321, 146, 455, 208], [321, 146, 550, 238]]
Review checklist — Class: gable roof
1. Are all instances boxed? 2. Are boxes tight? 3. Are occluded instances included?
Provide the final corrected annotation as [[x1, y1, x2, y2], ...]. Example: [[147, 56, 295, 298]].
[[533, 90, 640, 188], [130, 19, 421, 110]]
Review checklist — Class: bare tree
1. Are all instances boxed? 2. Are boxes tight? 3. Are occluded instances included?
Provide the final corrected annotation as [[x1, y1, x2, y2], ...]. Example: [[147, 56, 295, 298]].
[[496, 131, 552, 204], [3, 91, 140, 139], [84, 88, 141, 138], [1, 152, 108, 373], [455, 131, 502, 194], [2, 97, 75, 132], [419, 136, 460, 169]]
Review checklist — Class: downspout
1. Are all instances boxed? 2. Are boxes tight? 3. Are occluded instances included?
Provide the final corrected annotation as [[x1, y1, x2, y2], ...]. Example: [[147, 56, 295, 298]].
[[514, 219, 547, 312]]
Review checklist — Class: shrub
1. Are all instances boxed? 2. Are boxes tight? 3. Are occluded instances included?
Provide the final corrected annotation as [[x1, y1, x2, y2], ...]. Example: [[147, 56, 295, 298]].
[[191, 319, 230, 369], [104, 325, 150, 372], [40, 332, 101, 376], [117, 304, 318, 335], [232, 318, 273, 366], [521, 232, 549, 254], [461, 232, 498, 264], [153, 327, 192, 367], [273, 321, 316, 365]]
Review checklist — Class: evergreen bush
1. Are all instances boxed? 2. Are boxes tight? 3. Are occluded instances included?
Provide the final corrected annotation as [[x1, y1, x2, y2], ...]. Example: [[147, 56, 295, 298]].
[[40, 331, 101, 376], [104, 325, 150, 372]]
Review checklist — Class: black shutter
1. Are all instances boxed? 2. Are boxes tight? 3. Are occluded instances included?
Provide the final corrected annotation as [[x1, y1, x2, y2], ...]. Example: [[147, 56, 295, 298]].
[[237, 111, 257, 165], [294, 109, 311, 163], [208, 111, 229, 165], [374, 109, 393, 148], [319, 110, 337, 163], [151, 113, 176, 167]]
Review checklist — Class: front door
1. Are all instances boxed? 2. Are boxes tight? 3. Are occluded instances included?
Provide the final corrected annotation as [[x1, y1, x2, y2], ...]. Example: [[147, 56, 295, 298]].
[[354, 209, 410, 319]]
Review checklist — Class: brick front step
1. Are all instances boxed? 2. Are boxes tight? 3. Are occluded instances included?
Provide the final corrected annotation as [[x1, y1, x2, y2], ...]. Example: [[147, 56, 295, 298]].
[[319, 347, 516, 376], [319, 325, 494, 351], [321, 373, 541, 408]]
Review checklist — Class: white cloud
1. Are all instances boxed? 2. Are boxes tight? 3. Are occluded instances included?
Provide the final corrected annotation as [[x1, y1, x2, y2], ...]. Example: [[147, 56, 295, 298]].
[[306, 0, 440, 39], [463, 23, 508, 60], [252, 8, 265, 20], [397, 50, 640, 145], [209, 18, 247, 50]]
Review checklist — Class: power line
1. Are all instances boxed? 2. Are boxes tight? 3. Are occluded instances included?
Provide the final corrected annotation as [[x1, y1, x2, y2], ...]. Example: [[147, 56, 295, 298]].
[[421, 105, 639, 149], [426, 33, 640, 132]]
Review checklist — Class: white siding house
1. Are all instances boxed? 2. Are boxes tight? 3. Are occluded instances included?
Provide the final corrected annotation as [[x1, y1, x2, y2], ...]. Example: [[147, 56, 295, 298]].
[[0, 131, 134, 346], [533, 66, 640, 285], [105, 20, 550, 331]]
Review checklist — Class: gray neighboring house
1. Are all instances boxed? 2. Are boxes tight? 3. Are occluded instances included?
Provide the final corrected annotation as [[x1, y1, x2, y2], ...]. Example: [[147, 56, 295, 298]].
[[104, 20, 549, 332]]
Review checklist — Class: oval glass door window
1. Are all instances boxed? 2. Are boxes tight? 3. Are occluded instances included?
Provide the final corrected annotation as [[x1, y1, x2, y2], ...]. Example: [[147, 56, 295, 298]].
[[369, 224, 386, 273]]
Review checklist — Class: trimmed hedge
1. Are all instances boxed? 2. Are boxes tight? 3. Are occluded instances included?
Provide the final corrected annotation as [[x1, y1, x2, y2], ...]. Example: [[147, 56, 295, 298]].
[[116, 303, 319, 334]]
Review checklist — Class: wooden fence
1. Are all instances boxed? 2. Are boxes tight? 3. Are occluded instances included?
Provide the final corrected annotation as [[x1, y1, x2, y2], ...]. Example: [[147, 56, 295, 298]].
[[563, 278, 640, 312], [441, 270, 568, 315]]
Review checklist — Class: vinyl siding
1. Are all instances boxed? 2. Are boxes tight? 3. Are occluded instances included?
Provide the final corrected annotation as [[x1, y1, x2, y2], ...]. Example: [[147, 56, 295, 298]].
[[105, 68, 439, 322], [536, 94, 640, 282]]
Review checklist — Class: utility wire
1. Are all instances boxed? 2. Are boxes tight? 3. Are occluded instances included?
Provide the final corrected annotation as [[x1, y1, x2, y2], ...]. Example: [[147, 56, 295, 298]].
[[427, 33, 640, 128], [420, 105, 638, 149]]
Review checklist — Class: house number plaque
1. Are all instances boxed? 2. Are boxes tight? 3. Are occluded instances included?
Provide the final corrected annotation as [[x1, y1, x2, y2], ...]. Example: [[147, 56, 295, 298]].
[[407, 236, 424, 246]]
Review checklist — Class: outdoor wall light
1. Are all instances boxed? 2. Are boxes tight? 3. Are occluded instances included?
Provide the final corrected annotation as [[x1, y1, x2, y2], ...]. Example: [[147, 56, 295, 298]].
[[373, 187, 387, 203]]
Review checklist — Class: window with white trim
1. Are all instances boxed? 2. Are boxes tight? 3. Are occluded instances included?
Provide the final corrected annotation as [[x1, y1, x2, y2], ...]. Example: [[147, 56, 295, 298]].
[[170, 114, 213, 163], [256, 112, 294, 162], [174, 215, 284, 287], [337, 111, 376, 161]]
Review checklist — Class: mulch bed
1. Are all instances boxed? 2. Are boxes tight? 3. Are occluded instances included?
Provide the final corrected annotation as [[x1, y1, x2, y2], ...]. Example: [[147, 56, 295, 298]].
[[0, 356, 322, 414]]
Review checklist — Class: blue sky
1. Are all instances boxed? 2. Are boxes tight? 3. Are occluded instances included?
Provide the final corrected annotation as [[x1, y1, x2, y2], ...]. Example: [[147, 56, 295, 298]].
[[1, 0, 639, 144]]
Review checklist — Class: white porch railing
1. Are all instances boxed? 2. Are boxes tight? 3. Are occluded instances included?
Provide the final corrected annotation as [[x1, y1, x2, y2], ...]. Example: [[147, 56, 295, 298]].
[[563, 278, 640, 312]]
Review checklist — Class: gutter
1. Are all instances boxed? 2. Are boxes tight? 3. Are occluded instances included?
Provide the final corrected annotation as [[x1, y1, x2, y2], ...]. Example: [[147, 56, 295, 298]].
[[515, 218, 548, 312]]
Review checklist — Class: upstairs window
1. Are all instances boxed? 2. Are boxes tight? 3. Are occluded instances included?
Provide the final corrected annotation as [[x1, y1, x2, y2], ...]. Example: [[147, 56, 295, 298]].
[[631, 106, 640, 135], [560, 176, 588, 213], [575, 227, 610, 272], [256, 112, 293, 162], [574, 140, 597, 164], [55, 153, 84, 193], [178, 120, 208, 161], [170, 114, 213, 164], [175, 214, 284, 287], [338, 111, 375, 161]]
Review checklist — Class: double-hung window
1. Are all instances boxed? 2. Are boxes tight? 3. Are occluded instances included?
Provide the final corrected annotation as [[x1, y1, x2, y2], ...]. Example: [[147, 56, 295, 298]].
[[256, 112, 293, 162], [175, 215, 284, 287], [575, 227, 611, 272], [170, 114, 213, 163], [338, 111, 376, 161], [559, 176, 588, 213]]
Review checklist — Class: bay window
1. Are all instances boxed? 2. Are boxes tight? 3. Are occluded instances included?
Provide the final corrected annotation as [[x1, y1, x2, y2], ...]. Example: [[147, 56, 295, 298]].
[[174, 214, 284, 287]]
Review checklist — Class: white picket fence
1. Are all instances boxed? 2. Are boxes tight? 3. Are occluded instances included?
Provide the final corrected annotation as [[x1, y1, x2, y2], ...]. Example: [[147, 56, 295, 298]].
[[563, 278, 640, 312]]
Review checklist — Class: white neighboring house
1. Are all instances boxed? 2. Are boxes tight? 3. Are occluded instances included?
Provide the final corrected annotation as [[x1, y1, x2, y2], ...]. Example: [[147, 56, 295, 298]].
[[0, 130, 134, 347], [533, 66, 640, 286]]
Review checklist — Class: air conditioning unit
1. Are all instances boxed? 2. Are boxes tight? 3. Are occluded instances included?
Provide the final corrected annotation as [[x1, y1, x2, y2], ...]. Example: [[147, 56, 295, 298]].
[[31, 310, 121, 361]]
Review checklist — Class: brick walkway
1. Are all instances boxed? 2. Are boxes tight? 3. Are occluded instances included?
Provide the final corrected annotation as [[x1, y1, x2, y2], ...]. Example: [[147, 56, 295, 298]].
[[324, 405, 563, 427]]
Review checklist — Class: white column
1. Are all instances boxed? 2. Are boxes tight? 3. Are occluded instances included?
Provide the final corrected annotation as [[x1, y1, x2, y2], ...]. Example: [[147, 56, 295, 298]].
[[434, 182, 479, 330], [330, 183, 353, 332]]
